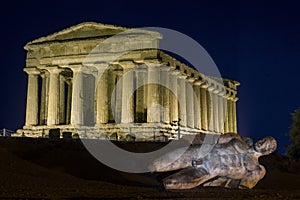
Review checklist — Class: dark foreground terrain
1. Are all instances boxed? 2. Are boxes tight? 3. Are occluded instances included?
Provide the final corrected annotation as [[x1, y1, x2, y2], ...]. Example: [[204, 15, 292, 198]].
[[0, 137, 299, 199]]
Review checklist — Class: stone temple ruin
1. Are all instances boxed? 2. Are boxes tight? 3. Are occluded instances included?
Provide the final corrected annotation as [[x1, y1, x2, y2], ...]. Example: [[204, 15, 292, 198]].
[[16, 22, 239, 141]]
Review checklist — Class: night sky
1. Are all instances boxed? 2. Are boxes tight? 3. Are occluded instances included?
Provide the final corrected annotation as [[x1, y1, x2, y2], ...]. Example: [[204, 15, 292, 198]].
[[0, 0, 299, 154]]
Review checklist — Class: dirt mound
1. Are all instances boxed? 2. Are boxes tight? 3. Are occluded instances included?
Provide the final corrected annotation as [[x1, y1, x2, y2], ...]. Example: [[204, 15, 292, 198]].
[[0, 137, 299, 199]]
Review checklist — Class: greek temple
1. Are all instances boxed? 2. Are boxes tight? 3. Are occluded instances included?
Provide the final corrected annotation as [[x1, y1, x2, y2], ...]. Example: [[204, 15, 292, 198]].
[[17, 22, 239, 141]]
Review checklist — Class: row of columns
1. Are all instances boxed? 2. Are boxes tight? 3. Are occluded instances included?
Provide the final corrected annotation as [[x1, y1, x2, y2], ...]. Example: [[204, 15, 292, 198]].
[[25, 66, 72, 127], [24, 63, 238, 134], [94, 63, 238, 133]]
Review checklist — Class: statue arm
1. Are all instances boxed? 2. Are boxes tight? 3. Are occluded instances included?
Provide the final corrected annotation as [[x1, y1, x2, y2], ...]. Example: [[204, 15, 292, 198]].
[[239, 165, 266, 189], [203, 177, 241, 188], [217, 133, 242, 144], [240, 136, 254, 148], [218, 134, 253, 149]]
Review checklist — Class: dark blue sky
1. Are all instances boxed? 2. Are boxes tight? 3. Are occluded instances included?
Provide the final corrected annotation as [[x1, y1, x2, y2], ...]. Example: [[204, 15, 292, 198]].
[[0, 0, 299, 153]]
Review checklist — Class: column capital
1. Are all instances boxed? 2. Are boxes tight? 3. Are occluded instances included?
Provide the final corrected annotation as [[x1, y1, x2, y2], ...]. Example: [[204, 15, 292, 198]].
[[118, 61, 136, 69], [218, 89, 227, 96], [227, 96, 234, 101], [226, 89, 238, 101], [225, 92, 232, 99], [70, 65, 82, 74], [187, 77, 196, 83], [200, 83, 209, 88], [232, 97, 239, 102], [81, 65, 98, 76], [207, 85, 215, 92], [134, 65, 148, 72], [147, 64, 161, 71], [212, 87, 221, 94], [178, 73, 188, 79], [24, 67, 40, 75], [39, 70, 49, 79], [46, 66, 64, 74], [160, 65, 171, 71], [93, 62, 109, 69], [169, 69, 181, 76], [194, 79, 204, 86]]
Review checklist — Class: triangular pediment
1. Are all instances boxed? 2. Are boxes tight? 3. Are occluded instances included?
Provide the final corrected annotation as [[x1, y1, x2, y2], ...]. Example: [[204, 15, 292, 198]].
[[26, 22, 128, 46]]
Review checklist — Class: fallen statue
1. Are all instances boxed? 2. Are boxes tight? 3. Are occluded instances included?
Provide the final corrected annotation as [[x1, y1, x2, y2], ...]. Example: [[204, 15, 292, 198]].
[[150, 134, 277, 190]]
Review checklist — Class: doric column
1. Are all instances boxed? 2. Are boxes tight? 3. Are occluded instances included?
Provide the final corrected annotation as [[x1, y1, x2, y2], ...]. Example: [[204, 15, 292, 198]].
[[227, 95, 233, 132], [212, 89, 220, 133], [147, 65, 161, 123], [24, 67, 40, 126], [224, 92, 230, 133], [65, 77, 72, 124], [121, 62, 135, 123], [200, 84, 208, 131], [207, 85, 214, 132], [47, 67, 63, 125], [39, 71, 49, 125], [169, 70, 179, 124], [229, 99, 234, 132], [178, 75, 187, 127], [218, 91, 226, 133], [226, 92, 238, 133], [223, 90, 230, 133], [134, 66, 147, 123], [96, 69, 108, 124], [59, 74, 65, 124], [193, 80, 202, 130], [114, 70, 123, 123], [160, 66, 170, 123], [107, 70, 117, 122], [70, 66, 83, 125], [232, 96, 238, 133], [82, 68, 97, 126], [186, 77, 195, 128]]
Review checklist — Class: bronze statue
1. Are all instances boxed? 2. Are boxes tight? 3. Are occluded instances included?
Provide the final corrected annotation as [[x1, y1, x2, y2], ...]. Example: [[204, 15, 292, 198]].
[[150, 134, 277, 190]]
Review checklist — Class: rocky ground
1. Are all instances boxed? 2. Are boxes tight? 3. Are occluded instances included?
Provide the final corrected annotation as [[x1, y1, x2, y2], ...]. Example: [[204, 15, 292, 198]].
[[0, 137, 299, 199]]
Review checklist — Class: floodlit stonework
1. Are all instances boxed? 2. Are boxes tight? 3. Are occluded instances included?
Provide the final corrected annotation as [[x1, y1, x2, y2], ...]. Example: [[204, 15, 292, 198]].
[[16, 22, 239, 141]]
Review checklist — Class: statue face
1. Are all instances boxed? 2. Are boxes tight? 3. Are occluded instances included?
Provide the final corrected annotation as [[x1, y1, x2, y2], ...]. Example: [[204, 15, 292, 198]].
[[254, 136, 277, 155]]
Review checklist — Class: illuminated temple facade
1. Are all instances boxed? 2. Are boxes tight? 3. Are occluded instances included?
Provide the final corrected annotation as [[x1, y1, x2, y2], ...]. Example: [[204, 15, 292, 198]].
[[17, 22, 239, 141]]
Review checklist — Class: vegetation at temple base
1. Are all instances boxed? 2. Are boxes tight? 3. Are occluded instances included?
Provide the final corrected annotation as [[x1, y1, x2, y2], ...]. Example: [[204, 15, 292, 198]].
[[286, 108, 300, 160]]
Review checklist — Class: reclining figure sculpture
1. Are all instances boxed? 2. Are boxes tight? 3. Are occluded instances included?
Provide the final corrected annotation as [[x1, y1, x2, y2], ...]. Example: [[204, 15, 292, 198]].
[[150, 134, 277, 190]]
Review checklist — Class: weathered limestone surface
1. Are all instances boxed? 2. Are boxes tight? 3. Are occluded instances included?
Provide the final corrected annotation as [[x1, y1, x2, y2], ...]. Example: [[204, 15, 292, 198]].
[[169, 70, 179, 124], [24, 68, 40, 126], [47, 67, 64, 125], [120, 62, 135, 124], [17, 22, 240, 140], [178, 76, 187, 127], [70, 66, 82, 125], [96, 69, 108, 124], [193, 83, 201, 130], [186, 78, 195, 128], [134, 66, 147, 123]]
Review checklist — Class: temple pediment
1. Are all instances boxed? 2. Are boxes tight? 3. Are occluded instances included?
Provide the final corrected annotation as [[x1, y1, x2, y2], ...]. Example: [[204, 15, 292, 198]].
[[26, 22, 128, 46], [25, 22, 162, 52]]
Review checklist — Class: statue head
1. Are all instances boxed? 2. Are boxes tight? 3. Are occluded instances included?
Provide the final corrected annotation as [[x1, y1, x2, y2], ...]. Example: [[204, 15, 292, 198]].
[[254, 136, 277, 155]]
